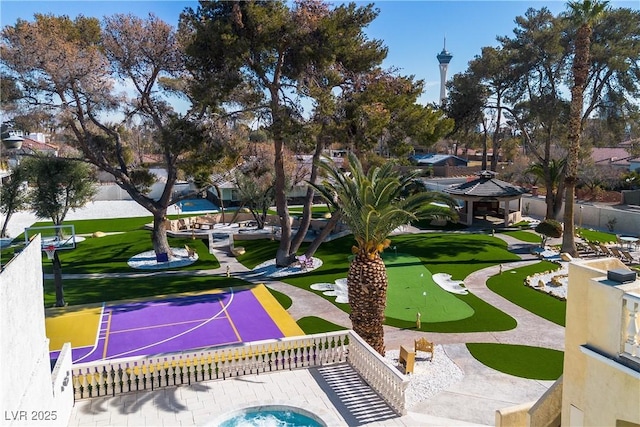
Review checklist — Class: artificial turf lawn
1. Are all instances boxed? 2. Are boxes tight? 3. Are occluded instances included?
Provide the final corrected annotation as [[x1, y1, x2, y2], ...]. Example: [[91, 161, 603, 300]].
[[33, 218, 536, 334], [486, 260, 566, 326], [501, 230, 542, 244], [297, 316, 347, 334], [41, 230, 219, 274], [466, 343, 564, 380], [577, 228, 617, 243], [383, 253, 474, 323], [45, 275, 253, 307], [237, 233, 519, 333]]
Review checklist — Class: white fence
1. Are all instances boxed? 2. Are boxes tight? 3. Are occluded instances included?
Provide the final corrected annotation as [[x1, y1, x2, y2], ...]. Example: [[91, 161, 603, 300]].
[[71, 330, 409, 415], [522, 195, 640, 236]]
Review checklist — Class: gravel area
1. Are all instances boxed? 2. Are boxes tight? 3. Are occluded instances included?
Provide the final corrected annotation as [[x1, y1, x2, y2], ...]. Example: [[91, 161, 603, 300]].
[[526, 262, 568, 299], [385, 346, 464, 408]]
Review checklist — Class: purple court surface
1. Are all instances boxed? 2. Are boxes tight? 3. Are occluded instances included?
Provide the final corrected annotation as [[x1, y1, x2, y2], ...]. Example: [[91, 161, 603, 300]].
[[52, 288, 284, 364]]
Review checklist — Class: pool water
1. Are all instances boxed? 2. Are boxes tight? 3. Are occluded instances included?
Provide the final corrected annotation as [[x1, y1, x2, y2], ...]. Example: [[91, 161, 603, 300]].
[[218, 409, 323, 427], [176, 199, 219, 212]]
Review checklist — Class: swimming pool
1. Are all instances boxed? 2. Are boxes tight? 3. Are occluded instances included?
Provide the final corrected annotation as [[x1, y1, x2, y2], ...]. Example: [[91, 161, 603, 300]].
[[216, 405, 325, 427], [175, 199, 219, 213]]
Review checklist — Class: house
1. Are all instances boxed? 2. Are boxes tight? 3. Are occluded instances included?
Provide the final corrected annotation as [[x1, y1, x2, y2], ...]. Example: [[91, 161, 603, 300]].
[[591, 147, 634, 171], [496, 258, 640, 426], [410, 153, 468, 167]]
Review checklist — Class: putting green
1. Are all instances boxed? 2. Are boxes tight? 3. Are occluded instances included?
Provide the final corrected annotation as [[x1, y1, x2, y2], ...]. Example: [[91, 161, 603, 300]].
[[384, 253, 474, 323]]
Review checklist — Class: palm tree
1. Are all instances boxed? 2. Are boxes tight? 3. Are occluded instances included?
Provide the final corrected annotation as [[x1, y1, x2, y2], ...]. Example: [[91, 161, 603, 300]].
[[526, 158, 566, 220], [310, 153, 458, 355], [562, 0, 608, 256]]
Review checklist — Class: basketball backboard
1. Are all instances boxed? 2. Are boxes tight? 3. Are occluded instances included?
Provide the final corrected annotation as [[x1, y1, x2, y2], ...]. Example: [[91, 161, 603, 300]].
[[24, 224, 76, 251]]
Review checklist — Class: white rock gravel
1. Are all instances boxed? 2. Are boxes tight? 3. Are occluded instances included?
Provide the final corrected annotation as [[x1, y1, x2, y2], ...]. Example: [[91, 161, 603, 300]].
[[385, 345, 464, 408]]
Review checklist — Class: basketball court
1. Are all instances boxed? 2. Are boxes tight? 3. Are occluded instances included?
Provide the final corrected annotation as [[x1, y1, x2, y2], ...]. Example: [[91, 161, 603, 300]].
[[46, 284, 304, 364]]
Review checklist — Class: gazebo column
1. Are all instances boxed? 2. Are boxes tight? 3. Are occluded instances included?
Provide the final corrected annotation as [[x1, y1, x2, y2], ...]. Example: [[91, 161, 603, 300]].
[[504, 199, 510, 226], [467, 200, 474, 225]]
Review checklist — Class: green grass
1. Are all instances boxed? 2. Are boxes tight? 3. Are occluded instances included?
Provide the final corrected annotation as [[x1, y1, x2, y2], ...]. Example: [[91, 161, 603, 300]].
[[383, 253, 474, 323], [501, 230, 542, 244], [578, 228, 617, 244], [466, 343, 564, 380], [297, 316, 347, 334], [29, 217, 153, 234], [44, 275, 251, 307], [268, 287, 292, 309], [42, 231, 219, 274], [486, 261, 566, 326], [237, 233, 520, 333]]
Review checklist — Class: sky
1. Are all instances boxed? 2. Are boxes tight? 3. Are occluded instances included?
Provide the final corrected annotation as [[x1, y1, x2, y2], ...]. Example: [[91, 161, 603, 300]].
[[1, 0, 638, 106]]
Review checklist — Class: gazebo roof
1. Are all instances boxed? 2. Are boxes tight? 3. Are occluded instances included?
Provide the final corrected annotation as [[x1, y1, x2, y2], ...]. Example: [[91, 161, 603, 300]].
[[444, 171, 527, 198]]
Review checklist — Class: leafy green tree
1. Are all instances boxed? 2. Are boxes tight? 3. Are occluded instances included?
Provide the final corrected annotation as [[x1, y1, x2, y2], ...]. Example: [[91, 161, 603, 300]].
[[0, 163, 29, 238], [23, 156, 97, 307], [182, 0, 388, 267], [469, 46, 519, 171], [1, 14, 223, 259], [310, 153, 458, 354], [535, 218, 563, 247], [562, 0, 609, 256], [445, 71, 488, 166]]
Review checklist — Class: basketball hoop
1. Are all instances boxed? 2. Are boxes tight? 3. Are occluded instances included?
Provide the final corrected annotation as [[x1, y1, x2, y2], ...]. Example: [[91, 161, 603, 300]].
[[44, 245, 57, 260]]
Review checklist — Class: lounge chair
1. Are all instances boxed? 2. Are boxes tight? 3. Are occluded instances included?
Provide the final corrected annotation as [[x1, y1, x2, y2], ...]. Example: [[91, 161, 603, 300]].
[[587, 242, 603, 256], [621, 250, 637, 265], [609, 247, 626, 261], [598, 244, 613, 256]]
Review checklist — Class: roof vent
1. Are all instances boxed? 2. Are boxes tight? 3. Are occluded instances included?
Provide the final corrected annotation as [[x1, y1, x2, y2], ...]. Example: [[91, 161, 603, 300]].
[[607, 269, 636, 284]]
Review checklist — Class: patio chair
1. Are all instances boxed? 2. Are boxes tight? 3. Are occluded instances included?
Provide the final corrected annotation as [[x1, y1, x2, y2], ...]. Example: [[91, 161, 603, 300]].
[[414, 337, 434, 362], [577, 242, 594, 257], [621, 250, 638, 265], [609, 247, 625, 260], [587, 242, 603, 256], [598, 244, 614, 257]]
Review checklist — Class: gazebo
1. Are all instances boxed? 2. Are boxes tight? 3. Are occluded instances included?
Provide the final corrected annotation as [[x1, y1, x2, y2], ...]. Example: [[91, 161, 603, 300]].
[[444, 170, 528, 227]]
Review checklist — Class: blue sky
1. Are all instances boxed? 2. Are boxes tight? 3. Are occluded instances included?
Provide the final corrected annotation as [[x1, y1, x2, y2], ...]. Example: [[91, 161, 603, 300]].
[[1, 0, 638, 106]]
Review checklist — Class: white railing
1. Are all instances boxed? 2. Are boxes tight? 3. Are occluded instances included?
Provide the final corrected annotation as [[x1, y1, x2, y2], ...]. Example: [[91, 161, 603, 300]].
[[622, 292, 640, 364], [71, 330, 409, 415], [346, 332, 409, 415]]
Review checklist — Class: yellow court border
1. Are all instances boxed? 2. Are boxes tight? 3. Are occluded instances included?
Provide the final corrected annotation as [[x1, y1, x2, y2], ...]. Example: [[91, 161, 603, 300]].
[[45, 285, 301, 352], [251, 283, 304, 337]]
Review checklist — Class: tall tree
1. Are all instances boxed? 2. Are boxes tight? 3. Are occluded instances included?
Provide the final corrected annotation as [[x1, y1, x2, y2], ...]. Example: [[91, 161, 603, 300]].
[[181, 0, 387, 267], [0, 162, 29, 238], [1, 14, 223, 259], [444, 71, 488, 166], [562, 0, 609, 256], [310, 153, 458, 354], [499, 7, 571, 219], [23, 156, 97, 307], [469, 46, 518, 171]]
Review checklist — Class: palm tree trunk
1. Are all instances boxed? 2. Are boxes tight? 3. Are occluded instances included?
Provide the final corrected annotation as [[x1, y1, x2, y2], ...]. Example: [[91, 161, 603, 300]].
[[347, 252, 388, 355], [562, 23, 592, 256]]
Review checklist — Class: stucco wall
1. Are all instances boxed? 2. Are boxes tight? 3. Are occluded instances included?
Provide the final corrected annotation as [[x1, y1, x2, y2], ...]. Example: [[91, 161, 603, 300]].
[[0, 236, 73, 426], [561, 258, 640, 427], [522, 195, 640, 236]]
